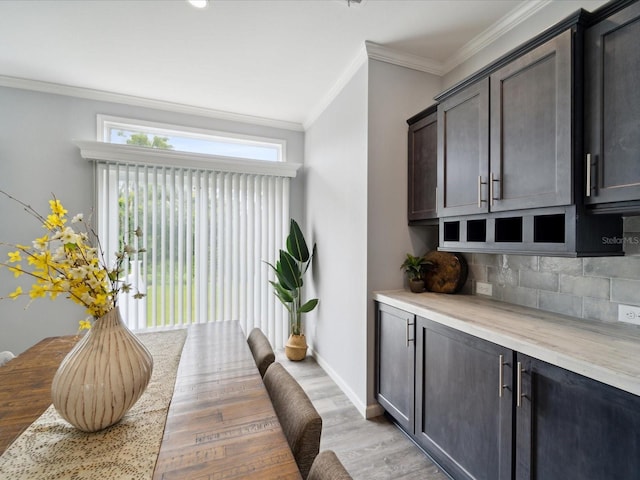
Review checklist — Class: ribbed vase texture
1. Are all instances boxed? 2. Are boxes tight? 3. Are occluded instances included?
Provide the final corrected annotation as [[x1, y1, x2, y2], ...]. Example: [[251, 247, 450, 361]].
[[51, 306, 153, 432]]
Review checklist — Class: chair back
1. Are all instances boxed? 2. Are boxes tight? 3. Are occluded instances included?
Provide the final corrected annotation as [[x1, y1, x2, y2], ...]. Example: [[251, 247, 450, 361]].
[[308, 450, 353, 480], [247, 328, 275, 377], [263, 362, 322, 479]]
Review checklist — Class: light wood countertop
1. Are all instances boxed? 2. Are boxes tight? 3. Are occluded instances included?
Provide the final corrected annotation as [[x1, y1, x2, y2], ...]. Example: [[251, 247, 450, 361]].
[[374, 290, 640, 397]]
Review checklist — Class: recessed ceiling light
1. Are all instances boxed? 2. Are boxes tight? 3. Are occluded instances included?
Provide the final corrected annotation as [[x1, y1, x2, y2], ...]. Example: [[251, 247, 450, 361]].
[[188, 0, 208, 9]]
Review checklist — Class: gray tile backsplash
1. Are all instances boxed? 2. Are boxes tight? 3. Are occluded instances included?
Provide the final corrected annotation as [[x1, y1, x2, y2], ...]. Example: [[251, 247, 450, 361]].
[[462, 217, 640, 323]]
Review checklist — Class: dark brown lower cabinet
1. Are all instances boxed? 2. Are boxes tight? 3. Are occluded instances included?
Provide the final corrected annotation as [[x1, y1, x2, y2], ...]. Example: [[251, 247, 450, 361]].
[[375, 303, 640, 480], [375, 303, 415, 433], [414, 317, 513, 480], [515, 354, 640, 480]]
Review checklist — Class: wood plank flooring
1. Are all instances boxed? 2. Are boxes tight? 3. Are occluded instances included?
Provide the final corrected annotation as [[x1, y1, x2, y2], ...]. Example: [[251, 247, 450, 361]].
[[277, 352, 451, 480]]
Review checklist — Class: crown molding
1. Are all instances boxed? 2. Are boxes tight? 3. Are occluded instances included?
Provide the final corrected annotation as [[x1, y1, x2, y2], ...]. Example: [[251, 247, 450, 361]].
[[0, 75, 304, 132], [443, 0, 553, 73], [303, 44, 369, 130], [364, 41, 444, 76], [303, 40, 444, 129]]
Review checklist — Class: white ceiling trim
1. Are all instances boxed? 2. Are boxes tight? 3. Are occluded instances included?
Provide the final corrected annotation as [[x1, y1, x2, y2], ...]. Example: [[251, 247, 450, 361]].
[[75, 140, 302, 177], [302, 44, 369, 130], [1, 0, 554, 134], [442, 0, 554, 74], [364, 41, 445, 76], [0, 75, 304, 132]]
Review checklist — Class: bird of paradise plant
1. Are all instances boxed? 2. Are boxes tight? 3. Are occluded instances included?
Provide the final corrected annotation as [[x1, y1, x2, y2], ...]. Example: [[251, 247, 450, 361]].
[[0, 191, 145, 329], [266, 218, 318, 336]]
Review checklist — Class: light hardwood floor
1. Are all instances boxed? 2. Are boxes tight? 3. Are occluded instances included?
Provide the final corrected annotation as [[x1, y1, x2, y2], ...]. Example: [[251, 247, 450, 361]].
[[277, 352, 451, 480]]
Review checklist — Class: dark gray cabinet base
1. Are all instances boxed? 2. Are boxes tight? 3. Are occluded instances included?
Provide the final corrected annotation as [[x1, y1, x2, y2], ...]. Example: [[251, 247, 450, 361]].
[[516, 354, 640, 480], [375, 302, 640, 480], [414, 317, 513, 480], [375, 303, 415, 433]]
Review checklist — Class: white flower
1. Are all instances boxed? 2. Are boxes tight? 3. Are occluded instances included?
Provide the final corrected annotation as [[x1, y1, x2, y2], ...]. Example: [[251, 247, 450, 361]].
[[52, 227, 80, 245], [71, 213, 84, 223]]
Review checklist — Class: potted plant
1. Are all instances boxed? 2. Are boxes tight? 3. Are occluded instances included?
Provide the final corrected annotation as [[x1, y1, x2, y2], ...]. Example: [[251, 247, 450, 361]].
[[401, 253, 432, 293], [266, 218, 318, 361]]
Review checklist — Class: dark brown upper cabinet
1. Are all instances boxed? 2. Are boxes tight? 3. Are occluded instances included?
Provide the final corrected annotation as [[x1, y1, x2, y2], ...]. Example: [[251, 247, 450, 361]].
[[490, 30, 573, 212], [429, 7, 625, 256], [437, 30, 573, 218], [407, 105, 438, 225], [584, 0, 640, 214], [437, 78, 489, 217]]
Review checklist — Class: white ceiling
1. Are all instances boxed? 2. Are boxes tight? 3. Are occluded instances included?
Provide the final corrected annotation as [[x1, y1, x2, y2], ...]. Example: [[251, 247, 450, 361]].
[[0, 0, 604, 130]]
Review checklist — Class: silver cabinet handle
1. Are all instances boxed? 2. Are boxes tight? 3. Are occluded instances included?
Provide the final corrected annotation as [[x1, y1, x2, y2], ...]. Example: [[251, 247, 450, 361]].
[[498, 354, 507, 397], [490, 172, 500, 206], [516, 361, 525, 407], [586, 153, 592, 197], [406, 319, 414, 347], [477, 176, 487, 208]]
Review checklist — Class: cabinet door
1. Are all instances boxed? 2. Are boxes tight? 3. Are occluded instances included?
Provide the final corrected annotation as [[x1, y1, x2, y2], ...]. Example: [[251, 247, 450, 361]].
[[515, 354, 640, 480], [585, 2, 640, 207], [438, 78, 490, 217], [414, 317, 513, 480], [490, 29, 573, 212], [408, 109, 438, 223], [375, 303, 415, 433]]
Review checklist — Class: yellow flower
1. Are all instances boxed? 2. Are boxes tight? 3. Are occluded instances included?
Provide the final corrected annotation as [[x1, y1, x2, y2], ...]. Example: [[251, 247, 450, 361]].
[[78, 319, 92, 331], [49, 199, 67, 217], [2, 195, 146, 324], [32, 235, 48, 251], [29, 283, 48, 299], [45, 213, 66, 229], [9, 286, 22, 299], [8, 265, 23, 278]]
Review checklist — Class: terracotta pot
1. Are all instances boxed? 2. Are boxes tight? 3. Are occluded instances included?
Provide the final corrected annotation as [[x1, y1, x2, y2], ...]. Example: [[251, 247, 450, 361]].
[[408, 278, 425, 293], [285, 333, 308, 361], [51, 306, 153, 432]]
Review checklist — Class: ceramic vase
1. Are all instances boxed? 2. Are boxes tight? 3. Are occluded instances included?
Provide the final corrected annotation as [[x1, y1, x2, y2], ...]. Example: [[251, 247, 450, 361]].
[[51, 306, 153, 432]]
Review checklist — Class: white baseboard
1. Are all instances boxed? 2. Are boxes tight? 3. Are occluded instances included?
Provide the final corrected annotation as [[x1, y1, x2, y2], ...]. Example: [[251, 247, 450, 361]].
[[309, 347, 384, 420]]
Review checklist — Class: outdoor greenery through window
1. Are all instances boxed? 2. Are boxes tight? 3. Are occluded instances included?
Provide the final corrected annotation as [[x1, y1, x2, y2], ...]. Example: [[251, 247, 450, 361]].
[[95, 116, 292, 349], [99, 115, 285, 162]]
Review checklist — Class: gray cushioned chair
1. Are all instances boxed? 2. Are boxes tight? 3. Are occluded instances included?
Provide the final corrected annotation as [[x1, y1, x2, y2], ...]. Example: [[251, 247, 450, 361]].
[[308, 450, 353, 480], [263, 362, 322, 479], [247, 327, 275, 377]]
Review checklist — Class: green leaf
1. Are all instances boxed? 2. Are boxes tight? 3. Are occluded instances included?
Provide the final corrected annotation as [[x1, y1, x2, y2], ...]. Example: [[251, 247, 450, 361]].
[[269, 280, 294, 303], [279, 250, 302, 290], [299, 298, 318, 313], [286, 219, 309, 262]]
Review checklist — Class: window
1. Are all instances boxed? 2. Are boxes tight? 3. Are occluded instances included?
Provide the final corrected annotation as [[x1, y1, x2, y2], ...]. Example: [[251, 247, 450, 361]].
[[98, 115, 285, 162], [81, 118, 299, 350]]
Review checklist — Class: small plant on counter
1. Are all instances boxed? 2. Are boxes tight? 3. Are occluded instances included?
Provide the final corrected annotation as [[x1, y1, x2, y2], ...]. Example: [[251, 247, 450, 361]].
[[401, 253, 433, 293]]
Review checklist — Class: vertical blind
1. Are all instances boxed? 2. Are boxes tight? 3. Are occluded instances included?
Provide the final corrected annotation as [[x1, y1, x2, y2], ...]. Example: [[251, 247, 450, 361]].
[[95, 161, 290, 349]]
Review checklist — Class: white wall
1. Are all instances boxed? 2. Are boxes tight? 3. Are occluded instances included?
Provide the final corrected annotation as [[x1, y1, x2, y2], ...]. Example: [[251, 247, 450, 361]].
[[366, 59, 441, 408], [304, 58, 441, 416], [0, 85, 304, 354], [303, 63, 370, 413]]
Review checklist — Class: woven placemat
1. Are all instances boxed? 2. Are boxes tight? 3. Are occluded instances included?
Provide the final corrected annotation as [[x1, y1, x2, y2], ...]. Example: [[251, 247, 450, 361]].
[[0, 328, 187, 480]]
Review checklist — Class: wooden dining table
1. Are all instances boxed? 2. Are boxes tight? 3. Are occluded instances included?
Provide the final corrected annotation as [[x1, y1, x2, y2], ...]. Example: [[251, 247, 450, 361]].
[[0, 321, 302, 480]]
